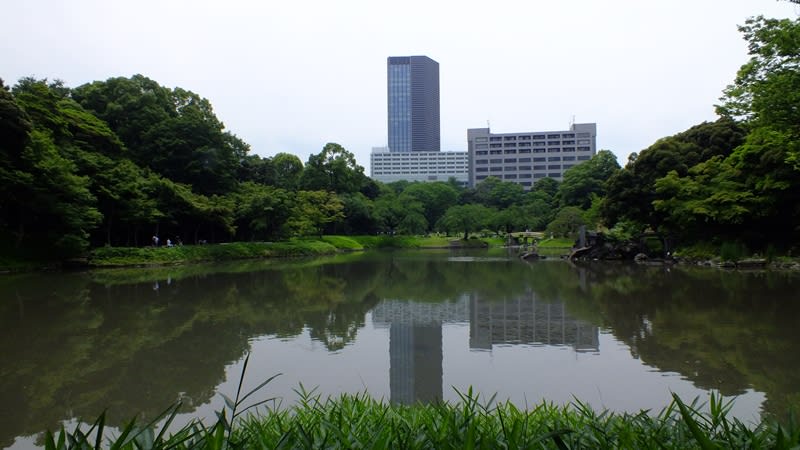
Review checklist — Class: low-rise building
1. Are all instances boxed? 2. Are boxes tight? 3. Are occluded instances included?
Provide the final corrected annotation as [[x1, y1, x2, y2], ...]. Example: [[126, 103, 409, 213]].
[[468, 123, 597, 189], [370, 147, 469, 186]]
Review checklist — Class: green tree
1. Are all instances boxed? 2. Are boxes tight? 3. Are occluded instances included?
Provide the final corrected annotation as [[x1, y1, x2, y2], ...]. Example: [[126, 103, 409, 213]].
[[237, 154, 274, 185], [234, 182, 294, 241], [487, 206, 527, 235], [399, 182, 459, 231], [438, 204, 493, 239], [7, 130, 102, 256], [73, 75, 244, 195], [300, 143, 366, 194], [557, 150, 620, 209], [288, 191, 345, 236], [653, 158, 757, 241], [271, 152, 303, 189], [339, 192, 375, 235], [716, 15, 800, 245], [546, 206, 586, 238], [602, 119, 746, 230]]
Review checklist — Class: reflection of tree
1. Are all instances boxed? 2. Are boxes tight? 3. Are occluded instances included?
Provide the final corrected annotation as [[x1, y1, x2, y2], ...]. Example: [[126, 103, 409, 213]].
[[554, 263, 800, 419], [1, 253, 798, 446], [0, 258, 383, 447]]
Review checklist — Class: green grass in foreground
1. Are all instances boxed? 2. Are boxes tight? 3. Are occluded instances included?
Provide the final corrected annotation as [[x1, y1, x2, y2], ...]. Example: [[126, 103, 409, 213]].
[[44, 356, 800, 450]]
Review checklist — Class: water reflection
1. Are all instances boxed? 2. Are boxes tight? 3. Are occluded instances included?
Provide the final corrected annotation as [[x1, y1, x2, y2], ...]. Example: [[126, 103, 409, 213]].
[[469, 293, 598, 352], [372, 292, 599, 404], [1, 253, 799, 449]]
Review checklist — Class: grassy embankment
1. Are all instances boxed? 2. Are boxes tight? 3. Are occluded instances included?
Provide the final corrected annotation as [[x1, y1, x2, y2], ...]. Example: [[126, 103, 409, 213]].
[[46, 381, 800, 450], [84, 235, 497, 268], [535, 237, 574, 257]]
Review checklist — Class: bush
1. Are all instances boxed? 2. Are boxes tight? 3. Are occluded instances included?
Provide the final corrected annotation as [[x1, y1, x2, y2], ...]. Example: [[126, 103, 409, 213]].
[[719, 241, 749, 262]]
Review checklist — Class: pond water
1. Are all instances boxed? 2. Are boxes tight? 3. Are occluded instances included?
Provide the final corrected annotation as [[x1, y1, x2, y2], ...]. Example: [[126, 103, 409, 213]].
[[2, 249, 799, 448]]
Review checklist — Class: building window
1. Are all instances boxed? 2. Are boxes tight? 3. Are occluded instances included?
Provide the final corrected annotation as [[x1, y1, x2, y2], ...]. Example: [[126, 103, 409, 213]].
[[490, 150, 502, 155], [547, 148, 561, 153], [578, 155, 591, 161], [562, 147, 575, 152], [578, 146, 591, 151], [519, 135, 532, 140], [476, 159, 488, 164], [504, 158, 517, 163], [519, 157, 531, 162], [562, 140, 575, 145], [504, 136, 517, 141], [533, 157, 546, 162], [532, 135, 545, 140], [518, 165, 531, 171], [504, 166, 516, 171], [547, 134, 560, 139], [563, 156, 575, 161], [548, 164, 560, 169], [490, 158, 502, 164], [533, 142, 545, 147], [519, 148, 531, 154], [490, 136, 502, 141], [548, 172, 561, 177], [490, 143, 502, 148], [504, 174, 517, 179], [503, 142, 516, 147], [534, 173, 545, 178], [490, 167, 503, 172], [563, 133, 575, 138], [564, 164, 575, 169], [533, 165, 546, 170], [476, 167, 488, 172], [577, 132, 590, 137], [476, 137, 488, 142], [477, 175, 488, 180], [476, 143, 488, 149], [548, 156, 561, 161], [547, 141, 560, 146], [578, 139, 590, 145], [518, 142, 531, 147], [533, 149, 545, 153]]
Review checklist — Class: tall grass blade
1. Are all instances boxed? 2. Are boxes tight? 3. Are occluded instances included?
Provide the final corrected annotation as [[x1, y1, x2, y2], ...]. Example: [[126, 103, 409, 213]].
[[672, 392, 720, 450]]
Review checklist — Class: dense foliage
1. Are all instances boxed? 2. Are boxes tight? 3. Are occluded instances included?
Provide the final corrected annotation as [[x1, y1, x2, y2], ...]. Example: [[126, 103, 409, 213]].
[[1, 15, 799, 263], [45, 386, 800, 450]]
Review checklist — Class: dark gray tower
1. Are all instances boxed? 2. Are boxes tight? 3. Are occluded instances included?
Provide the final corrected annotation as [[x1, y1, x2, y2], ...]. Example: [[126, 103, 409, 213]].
[[387, 56, 440, 152]]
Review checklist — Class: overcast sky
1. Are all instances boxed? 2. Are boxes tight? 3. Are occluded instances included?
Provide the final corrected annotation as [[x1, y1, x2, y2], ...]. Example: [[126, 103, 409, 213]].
[[3, 0, 798, 170]]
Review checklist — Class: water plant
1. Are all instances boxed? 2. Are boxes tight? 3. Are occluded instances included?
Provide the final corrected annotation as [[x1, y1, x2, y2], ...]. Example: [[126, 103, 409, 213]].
[[42, 355, 800, 449]]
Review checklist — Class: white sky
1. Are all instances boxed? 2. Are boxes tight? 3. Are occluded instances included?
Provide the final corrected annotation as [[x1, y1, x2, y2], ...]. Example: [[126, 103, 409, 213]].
[[2, 0, 798, 170]]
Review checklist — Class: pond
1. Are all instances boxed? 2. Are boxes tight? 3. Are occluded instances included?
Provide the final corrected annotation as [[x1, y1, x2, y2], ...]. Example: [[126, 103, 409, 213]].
[[2, 249, 799, 448]]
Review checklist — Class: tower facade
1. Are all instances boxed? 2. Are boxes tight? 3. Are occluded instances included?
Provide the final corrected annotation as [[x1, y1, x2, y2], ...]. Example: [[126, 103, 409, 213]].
[[387, 56, 440, 152]]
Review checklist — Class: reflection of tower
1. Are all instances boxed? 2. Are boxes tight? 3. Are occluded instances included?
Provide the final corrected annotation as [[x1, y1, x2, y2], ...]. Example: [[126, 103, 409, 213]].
[[373, 297, 469, 404], [389, 324, 442, 404], [469, 291, 599, 352]]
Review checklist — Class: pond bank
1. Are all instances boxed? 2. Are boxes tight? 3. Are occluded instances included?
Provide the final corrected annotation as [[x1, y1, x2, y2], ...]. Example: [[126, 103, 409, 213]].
[[84, 236, 496, 268]]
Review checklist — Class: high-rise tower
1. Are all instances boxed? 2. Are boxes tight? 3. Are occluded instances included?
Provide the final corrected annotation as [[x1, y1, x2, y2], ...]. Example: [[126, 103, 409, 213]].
[[387, 56, 440, 152]]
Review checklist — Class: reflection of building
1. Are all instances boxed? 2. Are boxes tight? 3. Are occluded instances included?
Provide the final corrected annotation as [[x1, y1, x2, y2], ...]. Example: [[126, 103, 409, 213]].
[[388, 324, 442, 404], [372, 297, 469, 404], [469, 292, 599, 352], [371, 293, 598, 404]]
